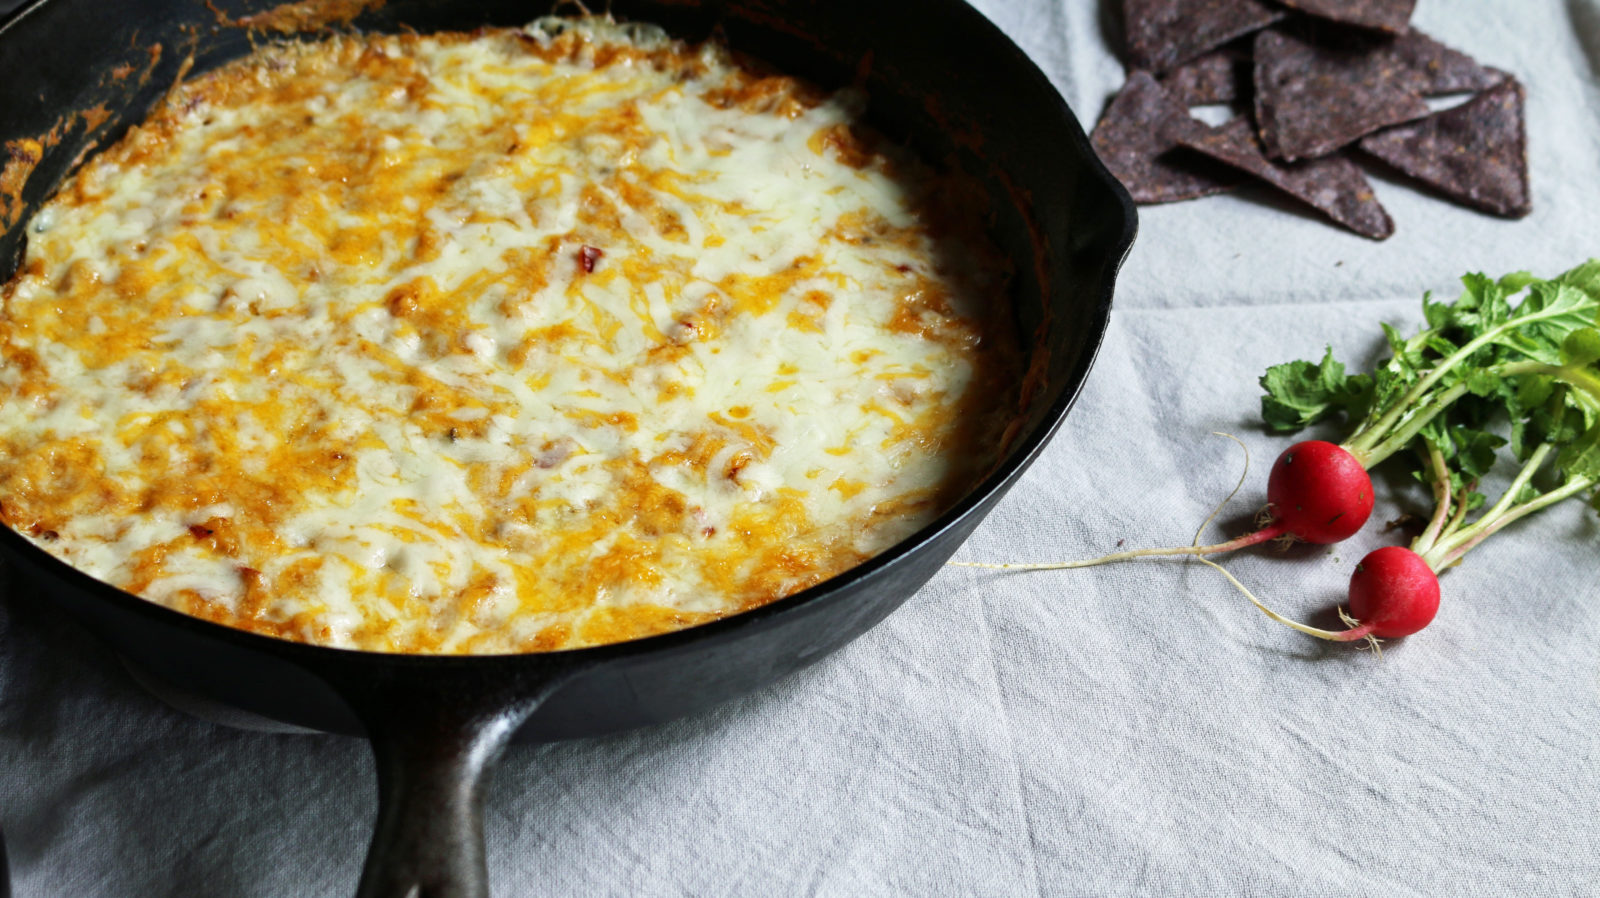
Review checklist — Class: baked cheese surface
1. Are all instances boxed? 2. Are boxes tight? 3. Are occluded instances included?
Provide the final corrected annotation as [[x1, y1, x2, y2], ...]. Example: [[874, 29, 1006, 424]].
[[0, 20, 1020, 653]]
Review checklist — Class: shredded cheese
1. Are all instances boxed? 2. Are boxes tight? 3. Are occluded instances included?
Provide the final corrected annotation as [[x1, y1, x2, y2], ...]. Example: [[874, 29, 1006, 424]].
[[0, 19, 1021, 653]]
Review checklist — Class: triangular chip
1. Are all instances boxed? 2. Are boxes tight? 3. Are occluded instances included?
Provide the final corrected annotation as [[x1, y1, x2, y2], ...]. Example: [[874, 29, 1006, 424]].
[[1123, 0, 1284, 73], [1091, 72, 1242, 203], [1253, 28, 1429, 161], [1161, 45, 1251, 106], [1388, 30, 1507, 95], [1358, 79, 1530, 217], [1167, 116, 1395, 238], [1274, 0, 1415, 34]]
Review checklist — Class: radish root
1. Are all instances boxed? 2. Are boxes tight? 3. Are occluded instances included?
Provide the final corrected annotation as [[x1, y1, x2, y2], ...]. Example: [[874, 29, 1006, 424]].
[[1196, 558, 1381, 654], [949, 433, 1284, 572], [949, 434, 1379, 651], [1193, 432, 1250, 547]]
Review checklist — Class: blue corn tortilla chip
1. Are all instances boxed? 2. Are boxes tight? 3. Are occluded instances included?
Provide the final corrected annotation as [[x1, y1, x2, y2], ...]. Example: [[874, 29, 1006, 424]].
[[1122, 0, 1284, 73], [1091, 72, 1242, 203], [1389, 30, 1508, 96], [1358, 79, 1530, 218], [1253, 27, 1429, 161], [1275, 0, 1416, 34], [1160, 29, 1497, 107], [1167, 115, 1395, 238], [1161, 44, 1252, 105]]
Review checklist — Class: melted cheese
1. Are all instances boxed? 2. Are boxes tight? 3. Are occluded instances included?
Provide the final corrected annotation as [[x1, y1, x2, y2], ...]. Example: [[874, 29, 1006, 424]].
[[0, 19, 1021, 653]]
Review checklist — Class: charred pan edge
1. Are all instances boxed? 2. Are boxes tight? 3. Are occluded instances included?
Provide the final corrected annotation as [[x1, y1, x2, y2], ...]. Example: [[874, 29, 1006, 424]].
[[0, 138, 44, 230], [0, 23, 165, 239], [218, 0, 387, 33]]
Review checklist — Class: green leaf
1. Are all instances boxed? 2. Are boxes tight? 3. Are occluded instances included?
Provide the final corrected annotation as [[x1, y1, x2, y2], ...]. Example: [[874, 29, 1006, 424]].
[[1259, 348, 1371, 433], [1555, 260, 1600, 302], [1382, 322, 1425, 371], [1515, 374, 1556, 409], [1451, 272, 1513, 334], [1495, 283, 1599, 366], [1561, 328, 1600, 367], [1449, 426, 1506, 485], [1557, 426, 1600, 481], [1499, 270, 1539, 294], [1465, 368, 1503, 397], [1507, 374, 1556, 460], [1422, 291, 1452, 331]]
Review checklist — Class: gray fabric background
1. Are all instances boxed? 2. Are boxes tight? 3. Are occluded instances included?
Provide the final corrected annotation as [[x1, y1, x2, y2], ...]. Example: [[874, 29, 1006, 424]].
[[4, 1, 1599, 895]]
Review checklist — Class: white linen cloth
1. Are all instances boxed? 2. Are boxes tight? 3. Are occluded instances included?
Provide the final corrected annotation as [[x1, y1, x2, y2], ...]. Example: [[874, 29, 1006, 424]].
[[4, 1, 1600, 894]]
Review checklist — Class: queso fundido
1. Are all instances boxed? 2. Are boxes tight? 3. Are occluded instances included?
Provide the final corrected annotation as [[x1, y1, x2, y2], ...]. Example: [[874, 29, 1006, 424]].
[[0, 18, 1022, 653]]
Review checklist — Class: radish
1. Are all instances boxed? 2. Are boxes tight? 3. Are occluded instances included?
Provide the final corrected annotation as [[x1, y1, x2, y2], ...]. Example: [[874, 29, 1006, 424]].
[[952, 261, 1600, 651], [1221, 263, 1600, 647], [1199, 545, 1440, 648], [1344, 547, 1440, 638], [1263, 440, 1373, 545]]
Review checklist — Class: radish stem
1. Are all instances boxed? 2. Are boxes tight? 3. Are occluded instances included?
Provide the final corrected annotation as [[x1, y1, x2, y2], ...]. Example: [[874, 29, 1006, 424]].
[[1421, 473, 1595, 571], [1349, 382, 1469, 469], [1343, 303, 1589, 462], [1478, 443, 1553, 527], [1413, 442, 1453, 557]]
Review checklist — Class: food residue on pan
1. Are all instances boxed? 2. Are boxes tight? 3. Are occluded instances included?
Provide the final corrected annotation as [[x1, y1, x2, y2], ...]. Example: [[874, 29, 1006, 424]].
[[216, 0, 388, 34], [0, 139, 44, 231]]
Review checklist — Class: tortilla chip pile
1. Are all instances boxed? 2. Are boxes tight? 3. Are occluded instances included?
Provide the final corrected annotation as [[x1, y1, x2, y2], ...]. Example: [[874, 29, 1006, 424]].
[[1093, 0, 1529, 239]]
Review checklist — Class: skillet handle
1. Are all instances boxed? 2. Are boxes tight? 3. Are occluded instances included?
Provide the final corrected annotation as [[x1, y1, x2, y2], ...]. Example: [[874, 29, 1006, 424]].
[[343, 670, 566, 898]]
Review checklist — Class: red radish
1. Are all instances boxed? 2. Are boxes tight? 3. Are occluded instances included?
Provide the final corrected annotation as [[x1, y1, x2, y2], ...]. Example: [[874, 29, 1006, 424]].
[[1264, 440, 1374, 545], [1200, 545, 1441, 648], [951, 434, 1439, 650], [1341, 546, 1441, 639]]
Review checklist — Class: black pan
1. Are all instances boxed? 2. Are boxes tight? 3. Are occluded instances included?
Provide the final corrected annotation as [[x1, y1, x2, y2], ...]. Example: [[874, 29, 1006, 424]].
[[0, 1, 1135, 895]]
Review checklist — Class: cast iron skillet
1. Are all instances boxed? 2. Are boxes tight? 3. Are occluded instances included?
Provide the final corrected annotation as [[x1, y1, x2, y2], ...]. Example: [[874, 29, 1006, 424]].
[[0, 0, 1135, 894]]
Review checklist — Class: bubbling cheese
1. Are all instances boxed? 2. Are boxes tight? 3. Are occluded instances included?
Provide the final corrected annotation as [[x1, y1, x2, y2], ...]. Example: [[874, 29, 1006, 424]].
[[0, 19, 1022, 653]]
